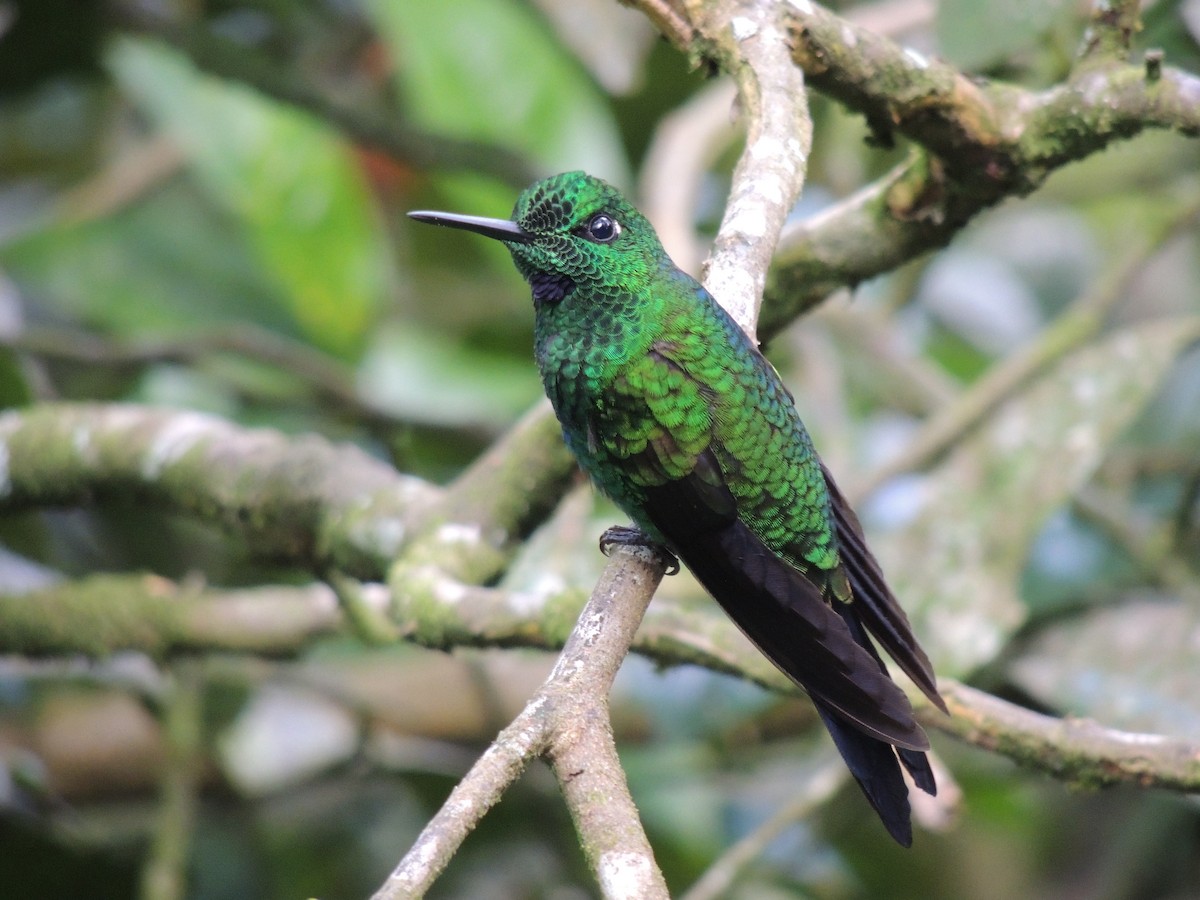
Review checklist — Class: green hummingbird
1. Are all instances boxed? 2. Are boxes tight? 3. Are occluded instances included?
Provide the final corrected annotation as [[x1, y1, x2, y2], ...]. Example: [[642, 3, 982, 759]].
[[409, 171, 946, 846]]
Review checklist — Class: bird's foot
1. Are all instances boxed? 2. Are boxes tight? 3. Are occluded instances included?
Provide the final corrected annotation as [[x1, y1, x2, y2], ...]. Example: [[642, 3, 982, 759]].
[[599, 525, 680, 576]]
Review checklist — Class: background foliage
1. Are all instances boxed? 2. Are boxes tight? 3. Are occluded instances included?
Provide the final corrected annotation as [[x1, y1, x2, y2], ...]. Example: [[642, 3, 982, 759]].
[[1, 0, 1199, 897]]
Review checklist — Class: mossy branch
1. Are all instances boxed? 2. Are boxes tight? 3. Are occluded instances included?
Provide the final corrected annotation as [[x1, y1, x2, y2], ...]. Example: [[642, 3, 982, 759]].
[[0, 403, 436, 577]]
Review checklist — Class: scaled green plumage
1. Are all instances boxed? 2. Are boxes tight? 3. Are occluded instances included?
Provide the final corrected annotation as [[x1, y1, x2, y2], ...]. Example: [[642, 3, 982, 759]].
[[410, 171, 947, 846]]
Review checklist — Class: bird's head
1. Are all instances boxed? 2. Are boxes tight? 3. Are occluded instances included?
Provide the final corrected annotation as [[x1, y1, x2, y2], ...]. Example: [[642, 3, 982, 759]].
[[410, 171, 665, 304]]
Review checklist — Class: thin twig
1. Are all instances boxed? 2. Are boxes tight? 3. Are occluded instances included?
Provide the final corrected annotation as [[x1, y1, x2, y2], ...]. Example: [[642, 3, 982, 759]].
[[1077, 0, 1143, 64], [139, 666, 204, 900], [621, 0, 696, 51], [1073, 487, 1200, 602], [680, 757, 846, 900]]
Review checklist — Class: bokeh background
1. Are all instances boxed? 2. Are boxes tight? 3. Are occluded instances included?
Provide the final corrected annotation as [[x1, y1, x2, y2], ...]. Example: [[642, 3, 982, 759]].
[[2, 0, 1200, 897]]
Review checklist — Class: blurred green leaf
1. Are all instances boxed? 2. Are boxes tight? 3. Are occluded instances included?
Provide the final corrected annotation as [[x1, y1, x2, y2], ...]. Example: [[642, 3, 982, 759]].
[[936, 0, 1073, 71], [356, 321, 541, 428], [3, 181, 295, 336], [881, 318, 1200, 677], [1010, 593, 1200, 740], [368, 0, 628, 182], [106, 38, 391, 358]]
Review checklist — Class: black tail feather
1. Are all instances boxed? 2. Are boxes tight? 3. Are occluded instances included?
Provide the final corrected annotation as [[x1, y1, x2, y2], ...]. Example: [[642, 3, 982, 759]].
[[637, 461, 941, 845], [821, 462, 947, 714], [674, 517, 929, 750], [899, 747, 937, 795], [824, 579, 938, 840], [813, 702, 917, 846]]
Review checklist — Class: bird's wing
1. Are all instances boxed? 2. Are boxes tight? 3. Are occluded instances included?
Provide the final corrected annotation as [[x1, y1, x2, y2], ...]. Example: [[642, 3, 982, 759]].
[[821, 462, 947, 712], [600, 343, 928, 749]]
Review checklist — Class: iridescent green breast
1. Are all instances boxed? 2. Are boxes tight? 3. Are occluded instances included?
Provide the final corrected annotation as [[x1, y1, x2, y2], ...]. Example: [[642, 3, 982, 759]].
[[533, 265, 843, 585]]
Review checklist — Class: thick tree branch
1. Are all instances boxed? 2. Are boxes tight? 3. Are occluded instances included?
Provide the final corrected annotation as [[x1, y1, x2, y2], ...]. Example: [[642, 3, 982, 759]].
[[789, 2, 1011, 169], [0, 404, 436, 577], [762, 1, 1200, 335], [0, 574, 355, 657], [930, 682, 1200, 791], [785, 2, 1197, 177], [683, 0, 812, 335]]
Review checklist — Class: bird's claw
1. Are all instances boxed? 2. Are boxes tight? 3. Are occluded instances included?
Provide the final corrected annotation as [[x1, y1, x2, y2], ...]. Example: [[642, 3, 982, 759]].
[[598, 525, 680, 576]]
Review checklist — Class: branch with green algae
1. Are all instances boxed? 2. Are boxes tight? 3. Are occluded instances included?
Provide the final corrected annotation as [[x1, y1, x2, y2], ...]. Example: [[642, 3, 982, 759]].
[[0, 403, 436, 577], [759, 0, 1200, 336], [785, 0, 1200, 174], [0, 401, 573, 594], [0, 399, 578, 663], [930, 681, 1200, 792], [6, 565, 1197, 797], [0, 574, 356, 658]]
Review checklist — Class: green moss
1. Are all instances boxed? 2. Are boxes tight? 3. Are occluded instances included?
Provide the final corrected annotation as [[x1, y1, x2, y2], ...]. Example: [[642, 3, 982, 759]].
[[0, 573, 184, 657]]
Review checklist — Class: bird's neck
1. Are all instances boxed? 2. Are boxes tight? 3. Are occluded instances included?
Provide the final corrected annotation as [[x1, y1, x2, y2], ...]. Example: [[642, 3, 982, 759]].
[[532, 263, 684, 414], [534, 264, 682, 363]]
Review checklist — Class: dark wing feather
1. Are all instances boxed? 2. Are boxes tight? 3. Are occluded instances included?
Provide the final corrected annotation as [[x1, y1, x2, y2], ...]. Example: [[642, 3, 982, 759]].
[[639, 459, 929, 751], [820, 462, 947, 713], [830, 600, 939, 795]]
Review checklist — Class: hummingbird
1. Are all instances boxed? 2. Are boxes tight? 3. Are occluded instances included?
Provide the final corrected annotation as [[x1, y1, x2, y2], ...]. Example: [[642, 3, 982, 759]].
[[409, 171, 946, 846]]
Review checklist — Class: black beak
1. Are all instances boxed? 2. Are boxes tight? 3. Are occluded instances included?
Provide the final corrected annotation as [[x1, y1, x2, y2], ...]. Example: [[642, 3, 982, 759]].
[[407, 210, 534, 244]]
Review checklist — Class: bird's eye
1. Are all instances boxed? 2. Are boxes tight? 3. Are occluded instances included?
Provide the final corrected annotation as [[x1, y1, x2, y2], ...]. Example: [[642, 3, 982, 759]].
[[584, 213, 620, 243]]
